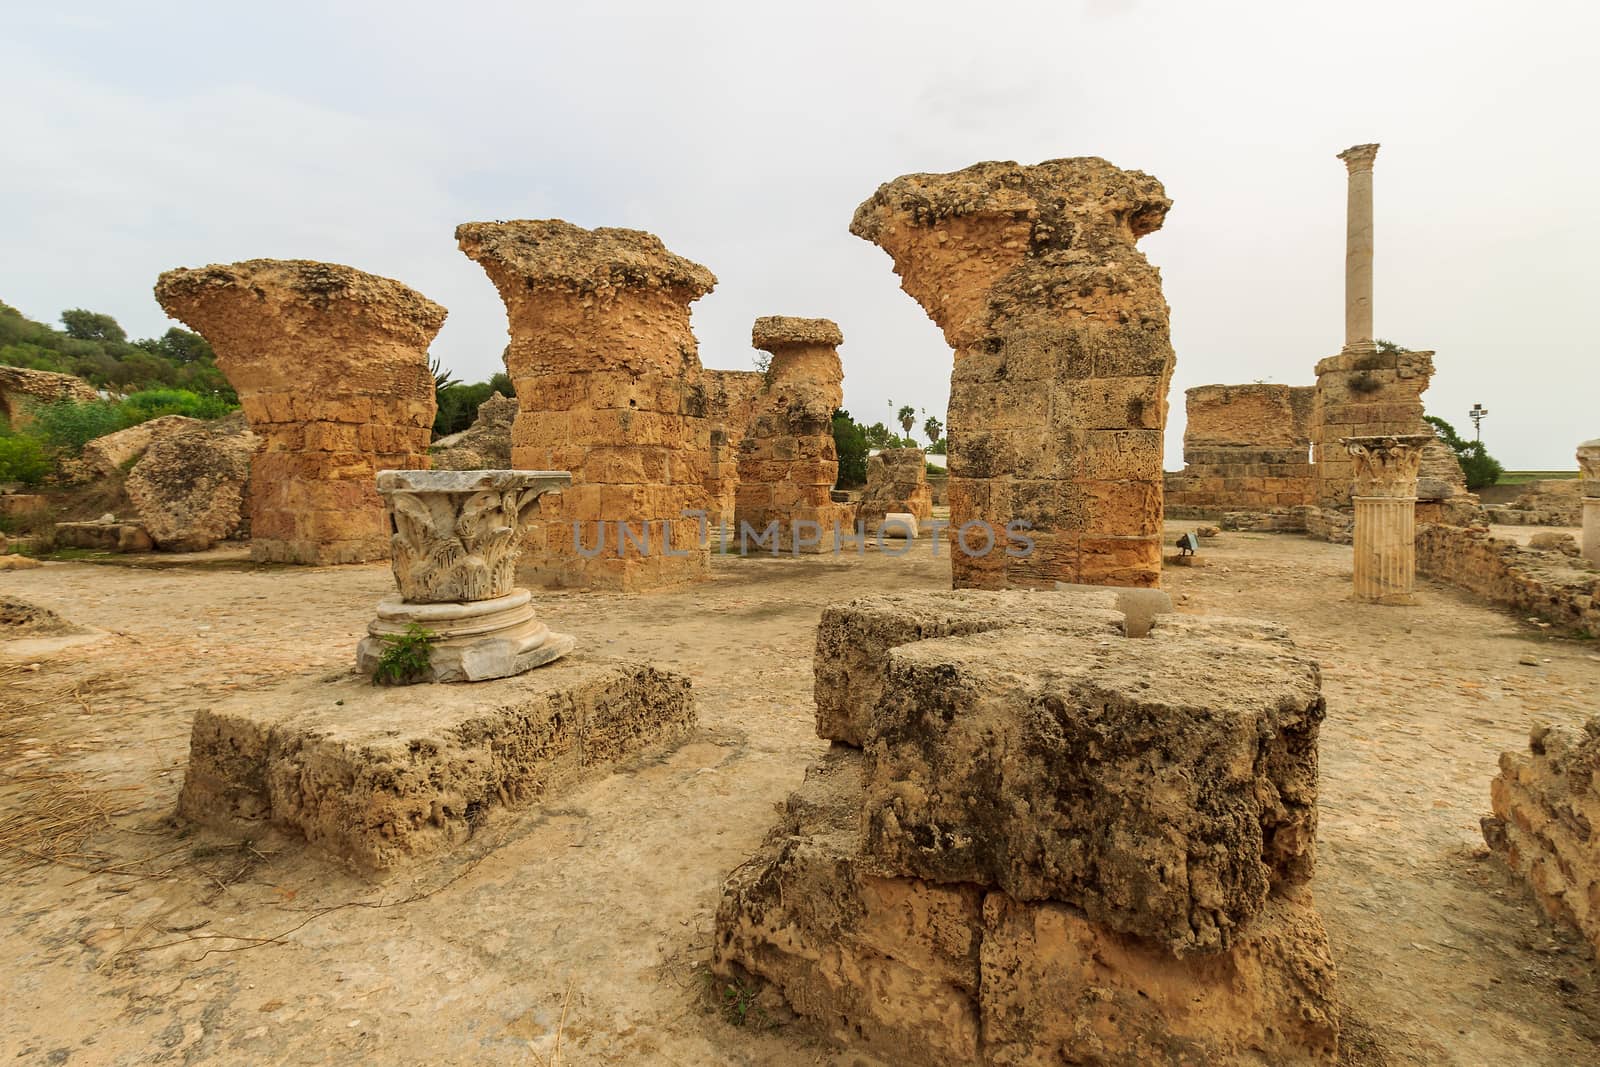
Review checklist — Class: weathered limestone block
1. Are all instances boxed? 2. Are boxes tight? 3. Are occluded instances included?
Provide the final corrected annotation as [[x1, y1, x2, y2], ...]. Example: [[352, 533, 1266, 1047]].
[[457, 220, 716, 591], [812, 589, 1128, 747], [715, 744, 1339, 1065], [0, 365, 99, 428], [702, 369, 766, 529], [862, 625, 1323, 953], [851, 158, 1176, 589], [355, 470, 575, 683], [1344, 434, 1430, 605], [179, 655, 695, 871], [1165, 384, 1316, 513], [1312, 348, 1434, 507], [1417, 434, 1470, 502], [714, 747, 986, 1066], [154, 260, 443, 564], [125, 415, 258, 551], [429, 392, 518, 471], [732, 317, 848, 551], [979, 886, 1340, 1065], [77, 415, 200, 479], [1580, 439, 1600, 566], [858, 447, 934, 527], [54, 520, 153, 553], [1483, 717, 1600, 957]]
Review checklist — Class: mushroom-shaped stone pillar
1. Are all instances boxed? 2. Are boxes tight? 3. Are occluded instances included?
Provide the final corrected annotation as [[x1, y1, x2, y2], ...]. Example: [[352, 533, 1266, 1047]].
[[733, 316, 849, 552], [851, 158, 1175, 589], [1579, 439, 1600, 566], [154, 260, 443, 564], [456, 221, 716, 592], [1343, 434, 1431, 604], [356, 470, 575, 683]]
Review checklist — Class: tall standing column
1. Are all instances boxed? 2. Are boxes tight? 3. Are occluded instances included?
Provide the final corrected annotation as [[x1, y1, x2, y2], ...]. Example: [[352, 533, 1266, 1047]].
[[1337, 143, 1379, 354], [1579, 439, 1600, 566], [1344, 434, 1430, 604]]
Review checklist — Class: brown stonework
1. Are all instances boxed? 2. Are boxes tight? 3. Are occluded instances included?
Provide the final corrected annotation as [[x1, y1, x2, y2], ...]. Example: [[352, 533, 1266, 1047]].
[[732, 317, 847, 551], [0, 365, 100, 429], [1311, 346, 1434, 507], [851, 158, 1176, 589], [858, 448, 934, 527], [457, 220, 717, 591], [1165, 384, 1316, 512], [701, 369, 766, 529], [153, 260, 443, 565]]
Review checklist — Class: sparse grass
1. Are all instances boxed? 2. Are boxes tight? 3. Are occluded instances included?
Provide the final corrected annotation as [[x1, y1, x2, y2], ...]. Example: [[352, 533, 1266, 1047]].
[[1499, 471, 1580, 485], [701, 968, 775, 1029]]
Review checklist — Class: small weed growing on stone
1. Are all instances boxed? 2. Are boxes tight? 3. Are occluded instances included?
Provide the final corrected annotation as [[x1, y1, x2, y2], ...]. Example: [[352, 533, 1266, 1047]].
[[700, 969, 773, 1029], [373, 623, 436, 686]]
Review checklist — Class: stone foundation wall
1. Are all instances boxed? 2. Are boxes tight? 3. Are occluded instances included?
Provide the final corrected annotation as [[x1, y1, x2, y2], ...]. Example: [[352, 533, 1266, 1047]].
[[1165, 384, 1315, 512], [0, 365, 100, 429], [702, 369, 766, 529], [1416, 523, 1600, 634], [1483, 718, 1600, 957]]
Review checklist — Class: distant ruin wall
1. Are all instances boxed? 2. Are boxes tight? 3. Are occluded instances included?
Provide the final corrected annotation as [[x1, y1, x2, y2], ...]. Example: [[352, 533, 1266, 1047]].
[[1312, 348, 1433, 507], [1415, 523, 1600, 634], [702, 369, 766, 529], [1165, 384, 1315, 513]]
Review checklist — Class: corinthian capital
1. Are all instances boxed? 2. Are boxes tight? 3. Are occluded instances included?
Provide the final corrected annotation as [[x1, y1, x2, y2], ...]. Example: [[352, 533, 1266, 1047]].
[[1337, 143, 1380, 173], [1342, 434, 1431, 498], [1578, 438, 1600, 496]]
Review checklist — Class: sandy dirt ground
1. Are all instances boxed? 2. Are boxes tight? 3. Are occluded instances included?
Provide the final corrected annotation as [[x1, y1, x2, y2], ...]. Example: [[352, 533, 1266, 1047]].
[[1, 526, 1598, 1066]]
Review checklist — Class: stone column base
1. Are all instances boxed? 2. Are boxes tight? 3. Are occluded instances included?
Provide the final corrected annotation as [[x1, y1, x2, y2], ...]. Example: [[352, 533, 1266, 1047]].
[[357, 588, 574, 683], [1352, 496, 1417, 605]]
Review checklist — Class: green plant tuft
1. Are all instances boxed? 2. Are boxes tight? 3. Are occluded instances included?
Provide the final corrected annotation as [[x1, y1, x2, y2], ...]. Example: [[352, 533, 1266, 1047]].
[[372, 623, 437, 686]]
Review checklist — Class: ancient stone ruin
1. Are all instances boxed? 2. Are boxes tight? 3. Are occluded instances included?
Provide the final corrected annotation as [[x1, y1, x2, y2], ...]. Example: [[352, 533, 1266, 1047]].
[[857, 446, 934, 529], [1580, 438, 1600, 566], [1344, 434, 1430, 604], [851, 158, 1176, 589], [456, 220, 716, 591], [429, 391, 518, 471], [1483, 717, 1600, 958], [732, 317, 848, 551], [1166, 384, 1316, 513], [715, 589, 1339, 1064], [0, 365, 100, 428], [701, 369, 766, 530], [154, 260, 443, 564], [355, 470, 575, 683]]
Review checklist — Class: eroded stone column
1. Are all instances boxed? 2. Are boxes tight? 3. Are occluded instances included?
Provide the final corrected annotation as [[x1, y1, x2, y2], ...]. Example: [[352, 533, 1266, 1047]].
[[1338, 143, 1379, 353], [457, 221, 716, 591], [1579, 439, 1600, 566], [154, 260, 443, 564], [733, 317, 847, 551], [851, 158, 1175, 589], [858, 447, 934, 528], [1344, 434, 1430, 604]]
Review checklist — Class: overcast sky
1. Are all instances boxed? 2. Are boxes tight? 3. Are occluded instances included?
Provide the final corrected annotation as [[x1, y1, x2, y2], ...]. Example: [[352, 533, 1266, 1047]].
[[3, 1, 1594, 469]]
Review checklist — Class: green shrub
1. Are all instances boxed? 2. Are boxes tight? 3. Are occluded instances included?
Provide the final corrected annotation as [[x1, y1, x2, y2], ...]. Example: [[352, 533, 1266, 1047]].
[[831, 409, 868, 488], [118, 387, 235, 424], [372, 623, 437, 686], [0, 433, 49, 485], [24, 398, 124, 454]]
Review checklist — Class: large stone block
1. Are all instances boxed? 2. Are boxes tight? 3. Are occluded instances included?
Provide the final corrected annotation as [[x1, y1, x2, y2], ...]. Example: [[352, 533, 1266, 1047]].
[[860, 619, 1323, 953], [179, 655, 695, 871], [812, 590, 1128, 747]]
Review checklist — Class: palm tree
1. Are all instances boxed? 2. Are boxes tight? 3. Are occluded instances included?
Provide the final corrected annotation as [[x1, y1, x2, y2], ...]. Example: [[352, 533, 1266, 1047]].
[[923, 415, 943, 446], [897, 404, 917, 440]]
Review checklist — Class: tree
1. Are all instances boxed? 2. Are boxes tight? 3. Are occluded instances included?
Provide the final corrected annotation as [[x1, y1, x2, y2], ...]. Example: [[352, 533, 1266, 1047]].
[[923, 415, 943, 449], [832, 409, 868, 487], [896, 404, 917, 440], [60, 309, 127, 344], [1424, 414, 1504, 491]]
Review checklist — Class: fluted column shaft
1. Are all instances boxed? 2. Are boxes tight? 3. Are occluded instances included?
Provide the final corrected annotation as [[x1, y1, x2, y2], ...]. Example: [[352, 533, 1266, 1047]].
[[1579, 440, 1600, 567], [1352, 496, 1416, 604]]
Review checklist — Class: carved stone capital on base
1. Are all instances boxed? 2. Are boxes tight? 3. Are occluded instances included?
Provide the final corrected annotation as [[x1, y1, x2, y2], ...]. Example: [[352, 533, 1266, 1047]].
[[359, 469, 576, 682], [1577, 438, 1600, 498]]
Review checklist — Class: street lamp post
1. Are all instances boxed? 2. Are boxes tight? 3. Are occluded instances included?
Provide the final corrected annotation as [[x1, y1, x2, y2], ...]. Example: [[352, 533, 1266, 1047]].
[[1469, 403, 1489, 442]]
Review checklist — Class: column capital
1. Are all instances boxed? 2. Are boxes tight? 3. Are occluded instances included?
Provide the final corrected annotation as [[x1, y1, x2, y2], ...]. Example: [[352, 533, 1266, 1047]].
[[1342, 434, 1431, 498], [1577, 438, 1600, 496], [1337, 143, 1380, 173]]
